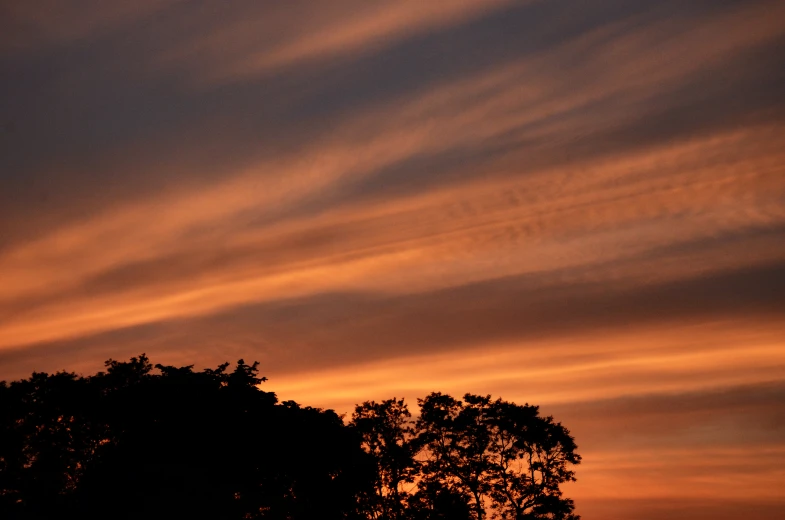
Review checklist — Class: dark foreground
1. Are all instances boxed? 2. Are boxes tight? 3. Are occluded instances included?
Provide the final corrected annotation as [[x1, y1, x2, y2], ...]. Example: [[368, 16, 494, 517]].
[[0, 355, 579, 520]]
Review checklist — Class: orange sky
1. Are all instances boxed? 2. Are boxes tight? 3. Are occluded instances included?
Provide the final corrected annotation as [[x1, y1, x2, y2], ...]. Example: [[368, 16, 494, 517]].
[[1, 1, 784, 518]]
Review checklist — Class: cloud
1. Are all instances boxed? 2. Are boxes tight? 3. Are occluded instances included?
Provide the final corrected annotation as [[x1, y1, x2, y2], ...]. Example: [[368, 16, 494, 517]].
[[0, 0, 174, 54], [576, 498, 785, 520], [156, 0, 515, 86], [3, 0, 783, 247], [566, 380, 785, 517], [1, 119, 783, 351]]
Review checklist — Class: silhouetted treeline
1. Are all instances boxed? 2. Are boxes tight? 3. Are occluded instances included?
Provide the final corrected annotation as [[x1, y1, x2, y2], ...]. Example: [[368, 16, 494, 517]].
[[0, 355, 580, 519]]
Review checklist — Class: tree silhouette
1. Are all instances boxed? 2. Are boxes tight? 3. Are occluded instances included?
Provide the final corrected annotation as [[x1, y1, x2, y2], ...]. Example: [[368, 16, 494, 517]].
[[416, 393, 580, 520], [0, 356, 579, 520], [406, 479, 474, 520], [0, 355, 371, 519], [350, 398, 419, 519], [416, 393, 493, 519]]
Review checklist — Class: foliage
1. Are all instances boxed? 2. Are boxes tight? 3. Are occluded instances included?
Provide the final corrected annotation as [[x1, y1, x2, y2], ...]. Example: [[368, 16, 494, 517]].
[[0, 355, 370, 519], [416, 393, 580, 520], [350, 398, 419, 519], [0, 356, 579, 520]]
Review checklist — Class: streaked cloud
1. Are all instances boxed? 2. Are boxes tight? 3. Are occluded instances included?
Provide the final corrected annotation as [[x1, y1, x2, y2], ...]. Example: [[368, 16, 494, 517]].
[[157, 0, 515, 85]]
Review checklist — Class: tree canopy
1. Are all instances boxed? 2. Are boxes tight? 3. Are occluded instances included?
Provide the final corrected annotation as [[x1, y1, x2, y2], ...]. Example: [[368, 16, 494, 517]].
[[0, 355, 579, 519]]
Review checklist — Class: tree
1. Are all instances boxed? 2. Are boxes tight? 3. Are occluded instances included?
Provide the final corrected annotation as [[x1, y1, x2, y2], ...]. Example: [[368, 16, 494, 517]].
[[350, 398, 419, 519], [416, 393, 494, 519], [0, 357, 580, 519], [0, 355, 371, 520], [406, 479, 474, 520], [0, 370, 96, 518], [416, 393, 580, 520]]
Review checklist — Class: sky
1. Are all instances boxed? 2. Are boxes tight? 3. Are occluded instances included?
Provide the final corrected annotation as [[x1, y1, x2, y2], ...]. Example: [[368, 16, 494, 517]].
[[1, 0, 784, 517]]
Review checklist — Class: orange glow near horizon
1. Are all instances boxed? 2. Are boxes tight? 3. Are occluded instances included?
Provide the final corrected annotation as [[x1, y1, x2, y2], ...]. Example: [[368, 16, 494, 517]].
[[1, 1, 784, 518]]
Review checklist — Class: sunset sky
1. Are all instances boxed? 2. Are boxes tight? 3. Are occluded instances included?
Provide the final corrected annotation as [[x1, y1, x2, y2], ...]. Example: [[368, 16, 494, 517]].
[[1, 1, 784, 518]]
